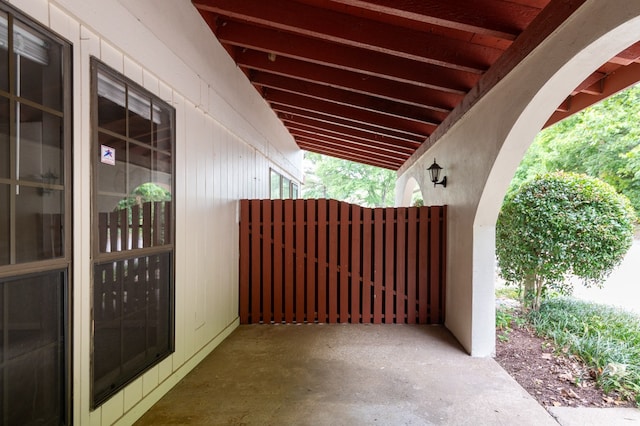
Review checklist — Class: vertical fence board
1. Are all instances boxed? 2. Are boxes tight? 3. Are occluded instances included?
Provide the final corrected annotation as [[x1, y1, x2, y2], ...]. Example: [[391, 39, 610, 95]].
[[273, 200, 284, 323], [238, 200, 446, 326], [317, 200, 327, 323], [262, 200, 272, 323], [373, 208, 384, 324], [328, 200, 339, 323], [165, 201, 172, 244], [239, 200, 250, 323], [418, 207, 429, 323], [441, 207, 447, 322], [284, 200, 295, 323], [406, 208, 418, 324], [429, 207, 442, 323], [295, 200, 306, 323], [153, 201, 161, 246], [131, 205, 141, 250], [143, 203, 152, 248], [251, 200, 262, 323], [350, 205, 361, 323], [306, 201, 316, 323], [362, 208, 372, 323], [396, 208, 406, 323], [384, 208, 395, 324], [339, 202, 350, 323]]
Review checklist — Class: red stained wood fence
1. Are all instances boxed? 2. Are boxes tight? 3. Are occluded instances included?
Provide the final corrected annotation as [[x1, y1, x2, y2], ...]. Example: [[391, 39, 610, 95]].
[[239, 199, 446, 325]]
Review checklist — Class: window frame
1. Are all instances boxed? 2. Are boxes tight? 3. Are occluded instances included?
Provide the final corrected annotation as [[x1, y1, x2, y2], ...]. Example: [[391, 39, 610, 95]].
[[269, 168, 298, 200], [0, 3, 73, 424], [89, 57, 175, 407]]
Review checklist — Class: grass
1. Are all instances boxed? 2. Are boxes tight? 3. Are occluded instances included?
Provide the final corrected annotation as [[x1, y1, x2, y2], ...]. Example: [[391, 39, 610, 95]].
[[526, 298, 640, 405]]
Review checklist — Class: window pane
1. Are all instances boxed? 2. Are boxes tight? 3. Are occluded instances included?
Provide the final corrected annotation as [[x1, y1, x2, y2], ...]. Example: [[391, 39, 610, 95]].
[[18, 103, 63, 187], [0, 97, 8, 179], [0, 184, 8, 265], [0, 270, 66, 425], [292, 183, 299, 199], [14, 22, 63, 111], [153, 103, 173, 151], [282, 177, 291, 199], [97, 132, 126, 195], [97, 72, 126, 136], [93, 252, 172, 406], [270, 170, 280, 199], [15, 186, 64, 262], [153, 151, 172, 187], [0, 13, 8, 92], [128, 87, 151, 144], [129, 143, 151, 190]]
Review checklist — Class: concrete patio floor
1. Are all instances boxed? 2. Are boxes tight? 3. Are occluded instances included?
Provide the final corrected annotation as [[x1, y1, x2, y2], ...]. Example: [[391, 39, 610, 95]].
[[134, 324, 558, 425]]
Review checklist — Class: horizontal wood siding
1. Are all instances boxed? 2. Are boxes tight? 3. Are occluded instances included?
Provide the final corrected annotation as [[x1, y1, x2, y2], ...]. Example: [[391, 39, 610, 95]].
[[239, 199, 446, 325]]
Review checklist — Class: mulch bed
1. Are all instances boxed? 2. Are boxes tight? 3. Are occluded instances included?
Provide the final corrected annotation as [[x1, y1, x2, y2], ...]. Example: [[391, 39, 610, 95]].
[[495, 321, 634, 408]]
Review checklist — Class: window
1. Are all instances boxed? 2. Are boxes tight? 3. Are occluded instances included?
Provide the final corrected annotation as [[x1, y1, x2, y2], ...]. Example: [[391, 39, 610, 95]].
[[0, 5, 71, 425], [269, 168, 298, 199], [91, 59, 175, 406]]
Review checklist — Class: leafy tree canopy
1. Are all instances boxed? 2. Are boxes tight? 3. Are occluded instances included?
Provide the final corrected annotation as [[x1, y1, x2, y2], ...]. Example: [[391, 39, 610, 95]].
[[302, 152, 396, 207], [497, 172, 635, 310], [513, 85, 640, 219]]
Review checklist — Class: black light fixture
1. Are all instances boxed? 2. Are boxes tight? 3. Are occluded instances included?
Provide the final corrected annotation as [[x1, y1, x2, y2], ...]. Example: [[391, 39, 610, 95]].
[[427, 158, 447, 188]]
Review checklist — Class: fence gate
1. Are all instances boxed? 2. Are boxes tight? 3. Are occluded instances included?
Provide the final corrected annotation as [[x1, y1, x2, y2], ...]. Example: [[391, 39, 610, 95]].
[[239, 199, 446, 325]]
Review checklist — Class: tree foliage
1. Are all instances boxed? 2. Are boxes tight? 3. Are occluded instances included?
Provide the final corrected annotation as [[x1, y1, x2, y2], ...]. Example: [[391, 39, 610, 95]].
[[302, 152, 396, 207], [513, 85, 640, 219], [496, 172, 635, 310]]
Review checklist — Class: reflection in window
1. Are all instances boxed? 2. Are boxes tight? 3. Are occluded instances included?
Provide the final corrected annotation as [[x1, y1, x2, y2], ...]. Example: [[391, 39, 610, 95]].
[[0, 8, 71, 425], [92, 59, 175, 407], [0, 271, 67, 425]]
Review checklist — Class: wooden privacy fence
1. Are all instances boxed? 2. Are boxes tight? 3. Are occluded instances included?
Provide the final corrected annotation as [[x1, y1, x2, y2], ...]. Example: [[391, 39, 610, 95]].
[[239, 199, 446, 325]]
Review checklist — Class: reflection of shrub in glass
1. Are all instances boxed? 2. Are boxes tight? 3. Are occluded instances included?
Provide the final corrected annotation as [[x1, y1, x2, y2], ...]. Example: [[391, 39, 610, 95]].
[[117, 182, 171, 211]]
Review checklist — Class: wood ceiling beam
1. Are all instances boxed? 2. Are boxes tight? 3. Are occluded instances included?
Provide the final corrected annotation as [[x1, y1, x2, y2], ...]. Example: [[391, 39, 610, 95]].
[[571, 71, 606, 95], [252, 71, 451, 117], [299, 0, 540, 40], [546, 62, 640, 128], [280, 115, 420, 152], [288, 125, 414, 156], [293, 133, 407, 167], [193, 0, 503, 73], [216, 21, 479, 93], [267, 91, 436, 137], [399, 0, 588, 174], [297, 139, 402, 170], [239, 50, 463, 108], [274, 105, 426, 142], [264, 86, 441, 127]]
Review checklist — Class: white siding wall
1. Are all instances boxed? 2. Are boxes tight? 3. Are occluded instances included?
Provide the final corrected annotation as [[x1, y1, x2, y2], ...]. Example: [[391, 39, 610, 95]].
[[5, 0, 303, 424]]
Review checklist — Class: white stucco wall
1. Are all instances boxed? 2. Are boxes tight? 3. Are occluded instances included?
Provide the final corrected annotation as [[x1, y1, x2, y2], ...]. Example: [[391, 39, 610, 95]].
[[396, 0, 640, 356], [5, 0, 302, 424]]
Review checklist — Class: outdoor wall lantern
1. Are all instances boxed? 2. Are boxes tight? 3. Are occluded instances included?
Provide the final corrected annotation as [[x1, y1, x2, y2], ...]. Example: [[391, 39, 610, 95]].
[[428, 158, 447, 188]]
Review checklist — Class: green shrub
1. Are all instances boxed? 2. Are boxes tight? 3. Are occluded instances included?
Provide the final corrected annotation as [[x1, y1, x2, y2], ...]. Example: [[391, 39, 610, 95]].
[[497, 172, 635, 310]]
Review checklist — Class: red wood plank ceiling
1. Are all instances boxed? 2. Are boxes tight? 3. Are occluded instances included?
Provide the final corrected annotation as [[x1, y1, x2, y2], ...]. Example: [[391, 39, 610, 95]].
[[193, 0, 640, 170]]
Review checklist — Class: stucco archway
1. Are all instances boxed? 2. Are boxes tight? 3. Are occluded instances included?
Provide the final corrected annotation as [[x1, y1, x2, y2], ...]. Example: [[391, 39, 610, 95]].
[[398, 176, 423, 207], [397, 1, 640, 356]]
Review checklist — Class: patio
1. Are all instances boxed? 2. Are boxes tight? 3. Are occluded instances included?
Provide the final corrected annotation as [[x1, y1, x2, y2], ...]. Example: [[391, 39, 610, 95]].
[[134, 324, 557, 425]]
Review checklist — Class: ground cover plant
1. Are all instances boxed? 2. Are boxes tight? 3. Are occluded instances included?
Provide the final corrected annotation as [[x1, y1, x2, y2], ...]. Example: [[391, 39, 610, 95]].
[[495, 294, 640, 407], [528, 298, 640, 405]]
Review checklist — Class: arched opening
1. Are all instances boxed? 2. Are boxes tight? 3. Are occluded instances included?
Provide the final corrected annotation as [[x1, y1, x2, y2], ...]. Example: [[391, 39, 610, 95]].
[[399, 176, 423, 207], [474, 7, 640, 355]]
